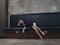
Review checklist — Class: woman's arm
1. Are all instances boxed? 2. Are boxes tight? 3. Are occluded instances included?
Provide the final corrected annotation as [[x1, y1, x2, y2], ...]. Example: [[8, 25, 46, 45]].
[[17, 21, 20, 26]]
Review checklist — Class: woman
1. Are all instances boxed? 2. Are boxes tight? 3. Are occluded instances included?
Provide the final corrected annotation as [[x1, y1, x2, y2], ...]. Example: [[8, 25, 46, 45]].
[[17, 20, 26, 33], [32, 22, 45, 39]]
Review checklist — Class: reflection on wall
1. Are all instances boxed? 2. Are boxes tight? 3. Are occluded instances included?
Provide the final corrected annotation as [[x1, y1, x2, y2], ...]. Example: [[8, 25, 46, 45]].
[[9, 0, 60, 14]]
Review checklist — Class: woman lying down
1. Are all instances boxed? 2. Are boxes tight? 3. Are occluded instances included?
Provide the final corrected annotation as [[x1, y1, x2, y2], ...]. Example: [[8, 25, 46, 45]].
[[17, 20, 47, 39]]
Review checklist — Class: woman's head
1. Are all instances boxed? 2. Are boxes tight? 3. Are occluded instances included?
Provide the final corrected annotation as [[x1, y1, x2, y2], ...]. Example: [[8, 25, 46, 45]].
[[33, 22, 36, 26], [19, 20, 24, 23]]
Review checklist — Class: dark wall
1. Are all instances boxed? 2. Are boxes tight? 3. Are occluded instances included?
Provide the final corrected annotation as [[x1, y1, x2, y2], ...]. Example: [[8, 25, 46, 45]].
[[10, 12, 60, 28]]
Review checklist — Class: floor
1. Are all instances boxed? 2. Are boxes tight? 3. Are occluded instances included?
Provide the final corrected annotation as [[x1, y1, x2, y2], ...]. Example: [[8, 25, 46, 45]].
[[0, 39, 60, 45]]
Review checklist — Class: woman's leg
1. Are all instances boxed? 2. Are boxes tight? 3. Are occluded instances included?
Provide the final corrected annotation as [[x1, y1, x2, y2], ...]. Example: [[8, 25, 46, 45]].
[[36, 26, 45, 35], [32, 26, 43, 39], [22, 27, 26, 33]]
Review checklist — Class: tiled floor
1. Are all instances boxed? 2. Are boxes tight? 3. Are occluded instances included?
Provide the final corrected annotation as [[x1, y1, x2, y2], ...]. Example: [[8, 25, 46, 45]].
[[0, 39, 60, 45]]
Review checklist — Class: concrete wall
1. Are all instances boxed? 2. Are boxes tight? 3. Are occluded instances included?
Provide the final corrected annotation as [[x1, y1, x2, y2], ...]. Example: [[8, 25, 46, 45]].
[[9, 0, 60, 14]]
